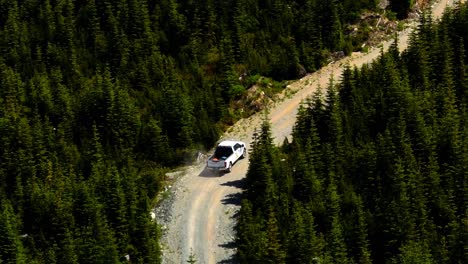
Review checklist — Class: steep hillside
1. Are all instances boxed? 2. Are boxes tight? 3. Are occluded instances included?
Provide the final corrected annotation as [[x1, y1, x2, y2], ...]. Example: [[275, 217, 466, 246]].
[[157, 0, 463, 263], [238, 2, 467, 263]]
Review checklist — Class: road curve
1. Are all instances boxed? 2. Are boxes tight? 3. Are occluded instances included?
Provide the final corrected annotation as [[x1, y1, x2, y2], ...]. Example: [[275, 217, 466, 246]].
[[158, 1, 458, 263]]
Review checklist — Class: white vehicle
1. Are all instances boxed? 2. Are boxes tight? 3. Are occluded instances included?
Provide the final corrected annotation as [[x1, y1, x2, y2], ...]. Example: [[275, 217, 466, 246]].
[[206, 140, 247, 173]]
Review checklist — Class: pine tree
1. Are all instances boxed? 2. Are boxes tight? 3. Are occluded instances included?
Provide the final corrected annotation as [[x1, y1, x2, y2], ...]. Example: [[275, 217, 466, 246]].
[[0, 199, 26, 264], [138, 118, 173, 165], [287, 201, 325, 263], [319, 0, 344, 51], [264, 208, 286, 264], [398, 240, 435, 264], [159, 59, 194, 149], [356, 195, 372, 263], [2, 1, 21, 65], [291, 143, 314, 202], [296, 0, 323, 71], [390, 0, 414, 19], [325, 178, 350, 264], [73, 183, 119, 264], [453, 39, 468, 105], [236, 199, 267, 263], [245, 119, 277, 209], [187, 248, 197, 263], [57, 229, 79, 264]]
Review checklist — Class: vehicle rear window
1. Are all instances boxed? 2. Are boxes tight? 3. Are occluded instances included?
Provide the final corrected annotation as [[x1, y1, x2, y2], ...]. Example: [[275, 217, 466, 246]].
[[214, 146, 233, 159]]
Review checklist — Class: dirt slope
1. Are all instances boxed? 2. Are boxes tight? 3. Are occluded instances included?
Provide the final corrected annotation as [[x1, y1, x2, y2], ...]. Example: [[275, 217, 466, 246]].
[[157, 1, 458, 263]]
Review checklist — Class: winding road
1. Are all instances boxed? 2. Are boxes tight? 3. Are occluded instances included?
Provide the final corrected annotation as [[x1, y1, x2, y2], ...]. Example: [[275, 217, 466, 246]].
[[157, 1, 459, 263]]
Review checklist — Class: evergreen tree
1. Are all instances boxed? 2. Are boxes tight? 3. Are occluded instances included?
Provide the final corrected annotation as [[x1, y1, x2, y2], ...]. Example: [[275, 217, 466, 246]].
[[264, 208, 286, 264], [245, 119, 277, 210], [390, 0, 414, 19], [397, 240, 434, 264], [0, 199, 26, 264], [237, 199, 267, 263], [0, 0, 466, 262], [237, 4, 468, 263]]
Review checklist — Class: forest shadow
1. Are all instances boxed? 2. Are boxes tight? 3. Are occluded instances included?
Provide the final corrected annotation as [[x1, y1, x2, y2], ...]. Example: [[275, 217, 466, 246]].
[[221, 192, 242, 206], [219, 241, 237, 249], [217, 244, 238, 264], [217, 256, 238, 264], [220, 178, 246, 189], [231, 209, 240, 219]]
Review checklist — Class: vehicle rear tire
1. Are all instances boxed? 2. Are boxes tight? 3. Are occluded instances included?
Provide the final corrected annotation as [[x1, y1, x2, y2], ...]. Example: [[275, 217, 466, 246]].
[[226, 162, 232, 173]]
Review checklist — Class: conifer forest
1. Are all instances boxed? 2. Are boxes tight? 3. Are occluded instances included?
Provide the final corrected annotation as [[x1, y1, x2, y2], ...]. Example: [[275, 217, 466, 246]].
[[237, 3, 468, 264], [0, 0, 466, 263]]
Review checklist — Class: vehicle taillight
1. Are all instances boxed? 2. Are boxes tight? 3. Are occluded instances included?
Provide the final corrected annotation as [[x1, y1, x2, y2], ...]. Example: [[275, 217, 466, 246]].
[[224, 161, 227, 168]]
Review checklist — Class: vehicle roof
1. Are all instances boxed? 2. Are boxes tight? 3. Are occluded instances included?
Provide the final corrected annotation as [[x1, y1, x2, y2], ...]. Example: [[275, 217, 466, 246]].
[[217, 140, 244, 146]]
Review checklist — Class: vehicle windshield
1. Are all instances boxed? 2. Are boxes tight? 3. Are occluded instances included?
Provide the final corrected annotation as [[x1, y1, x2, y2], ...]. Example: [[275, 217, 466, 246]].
[[213, 146, 233, 159]]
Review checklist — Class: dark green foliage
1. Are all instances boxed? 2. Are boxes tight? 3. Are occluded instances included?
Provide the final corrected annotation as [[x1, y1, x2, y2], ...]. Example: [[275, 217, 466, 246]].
[[390, 0, 415, 19], [0, 0, 426, 261], [186, 248, 197, 264], [237, 3, 468, 263], [0, 199, 26, 263]]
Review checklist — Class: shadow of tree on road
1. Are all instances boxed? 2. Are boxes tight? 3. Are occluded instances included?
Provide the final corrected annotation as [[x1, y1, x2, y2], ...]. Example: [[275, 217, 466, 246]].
[[218, 173, 244, 264], [217, 256, 238, 264], [221, 178, 245, 208], [219, 241, 237, 249], [221, 192, 242, 206], [220, 179, 246, 189], [217, 243, 238, 264]]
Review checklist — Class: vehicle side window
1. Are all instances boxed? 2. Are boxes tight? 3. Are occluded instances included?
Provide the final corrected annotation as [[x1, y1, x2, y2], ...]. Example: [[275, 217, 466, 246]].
[[234, 143, 241, 150]]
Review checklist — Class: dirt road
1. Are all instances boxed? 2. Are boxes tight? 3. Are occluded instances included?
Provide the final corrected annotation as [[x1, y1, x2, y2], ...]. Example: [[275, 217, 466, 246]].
[[157, 1, 458, 263]]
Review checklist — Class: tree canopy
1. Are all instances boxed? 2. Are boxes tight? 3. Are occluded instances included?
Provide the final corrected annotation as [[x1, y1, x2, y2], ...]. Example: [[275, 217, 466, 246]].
[[0, 0, 425, 262], [237, 3, 468, 263]]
